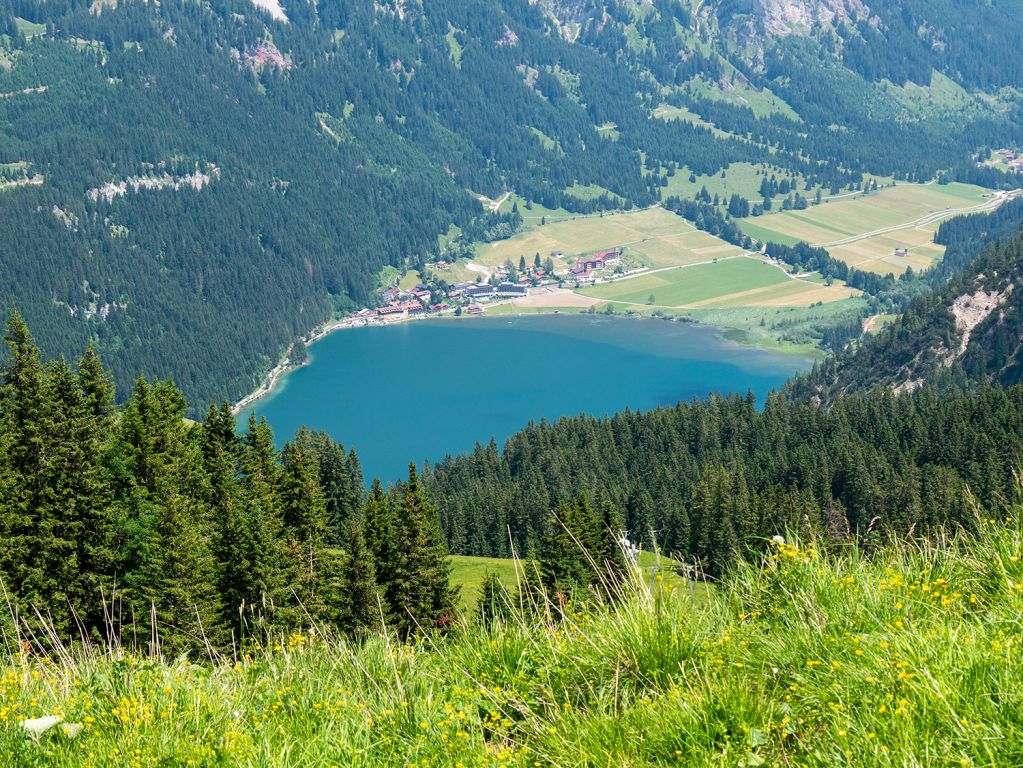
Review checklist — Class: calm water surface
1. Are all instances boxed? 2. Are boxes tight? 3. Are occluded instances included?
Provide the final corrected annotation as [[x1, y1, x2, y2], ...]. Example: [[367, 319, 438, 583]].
[[242, 315, 811, 483]]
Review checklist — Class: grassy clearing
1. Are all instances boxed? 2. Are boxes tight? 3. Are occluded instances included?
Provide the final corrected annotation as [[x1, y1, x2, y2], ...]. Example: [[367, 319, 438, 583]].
[[528, 127, 557, 151], [878, 71, 979, 118], [480, 304, 588, 317], [492, 194, 576, 233], [450, 556, 519, 608], [437, 223, 461, 251], [5, 522, 1023, 765], [578, 257, 856, 309], [651, 103, 737, 140], [656, 161, 894, 214], [375, 264, 400, 291], [662, 161, 774, 202], [682, 75, 799, 119], [451, 551, 686, 610], [738, 182, 992, 274], [13, 18, 46, 38], [563, 182, 622, 204], [445, 27, 462, 68], [398, 269, 422, 291]]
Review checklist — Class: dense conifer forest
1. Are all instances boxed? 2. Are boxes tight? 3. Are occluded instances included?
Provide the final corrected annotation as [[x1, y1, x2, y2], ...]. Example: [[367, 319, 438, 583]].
[[0, 309, 459, 652], [0, 0, 1020, 409]]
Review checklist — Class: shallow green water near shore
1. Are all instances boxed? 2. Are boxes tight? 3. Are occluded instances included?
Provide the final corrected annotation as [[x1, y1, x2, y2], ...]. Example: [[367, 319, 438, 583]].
[[242, 315, 811, 483]]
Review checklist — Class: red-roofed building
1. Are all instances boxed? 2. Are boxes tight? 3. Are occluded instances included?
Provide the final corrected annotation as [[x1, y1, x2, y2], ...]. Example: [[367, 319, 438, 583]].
[[570, 247, 622, 275], [377, 300, 423, 317]]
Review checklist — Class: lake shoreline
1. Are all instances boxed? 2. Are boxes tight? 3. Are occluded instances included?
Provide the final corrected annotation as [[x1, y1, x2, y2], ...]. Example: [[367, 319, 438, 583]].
[[235, 313, 810, 483], [232, 303, 815, 414]]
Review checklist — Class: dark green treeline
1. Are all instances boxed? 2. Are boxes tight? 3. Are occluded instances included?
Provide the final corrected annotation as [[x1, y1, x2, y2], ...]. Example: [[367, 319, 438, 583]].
[[428, 383, 1023, 576], [0, 311, 453, 653]]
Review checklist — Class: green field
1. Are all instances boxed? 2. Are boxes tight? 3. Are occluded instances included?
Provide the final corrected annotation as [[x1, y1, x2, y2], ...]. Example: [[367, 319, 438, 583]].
[[651, 103, 736, 140], [480, 303, 589, 317], [450, 555, 518, 608], [398, 269, 422, 291], [13, 17, 46, 38], [659, 161, 894, 211], [738, 182, 993, 274], [579, 257, 857, 310], [484, 193, 578, 233], [662, 161, 773, 202], [686, 77, 798, 119], [476, 206, 742, 270], [879, 71, 980, 119], [564, 182, 623, 204], [451, 551, 688, 609]]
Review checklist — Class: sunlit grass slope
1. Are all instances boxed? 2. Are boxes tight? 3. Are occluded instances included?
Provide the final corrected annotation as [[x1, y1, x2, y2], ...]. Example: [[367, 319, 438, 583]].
[[4, 520, 1023, 766]]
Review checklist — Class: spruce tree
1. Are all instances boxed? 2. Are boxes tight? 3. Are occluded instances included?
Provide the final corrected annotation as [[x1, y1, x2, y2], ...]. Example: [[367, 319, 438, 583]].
[[38, 360, 116, 635], [201, 403, 255, 639], [78, 345, 115, 421], [475, 570, 511, 625], [279, 442, 334, 623], [385, 464, 454, 637], [0, 310, 48, 609], [337, 518, 378, 637], [118, 378, 226, 653], [596, 492, 629, 592], [363, 479, 395, 583], [540, 494, 601, 597], [237, 415, 289, 629]]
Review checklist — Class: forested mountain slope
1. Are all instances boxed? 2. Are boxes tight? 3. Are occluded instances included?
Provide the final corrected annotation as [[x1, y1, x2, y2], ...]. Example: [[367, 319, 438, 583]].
[[791, 202, 1023, 400], [0, 0, 1019, 409]]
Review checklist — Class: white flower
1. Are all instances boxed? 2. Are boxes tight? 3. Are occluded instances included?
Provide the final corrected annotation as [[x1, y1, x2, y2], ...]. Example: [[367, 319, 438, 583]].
[[771, 535, 785, 545], [20, 715, 62, 738], [60, 723, 83, 739]]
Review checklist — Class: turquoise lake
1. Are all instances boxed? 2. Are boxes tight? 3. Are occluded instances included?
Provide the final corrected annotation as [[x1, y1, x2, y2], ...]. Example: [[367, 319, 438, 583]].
[[242, 315, 812, 483]]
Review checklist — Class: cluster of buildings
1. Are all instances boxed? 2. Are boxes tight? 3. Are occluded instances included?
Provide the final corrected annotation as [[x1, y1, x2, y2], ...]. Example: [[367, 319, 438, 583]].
[[449, 281, 530, 300], [569, 248, 622, 276], [345, 244, 626, 325], [362, 284, 448, 319], [347, 278, 533, 324], [993, 149, 1023, 171]]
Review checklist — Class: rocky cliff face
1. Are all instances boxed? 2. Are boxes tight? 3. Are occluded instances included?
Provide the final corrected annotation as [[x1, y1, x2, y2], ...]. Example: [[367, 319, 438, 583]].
[[715, 0, 872, 41], [533, 0, 610, 40]]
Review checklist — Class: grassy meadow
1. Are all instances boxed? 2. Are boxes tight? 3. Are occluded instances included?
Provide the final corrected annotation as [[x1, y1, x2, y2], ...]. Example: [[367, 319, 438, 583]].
[[474, 207, 741, 271], [4, 522, 1023, 766], [451, 552, 686, 610], [739, 182, 992, 275], [578, 257, 857, 310], [450, 556, 519, 608]]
